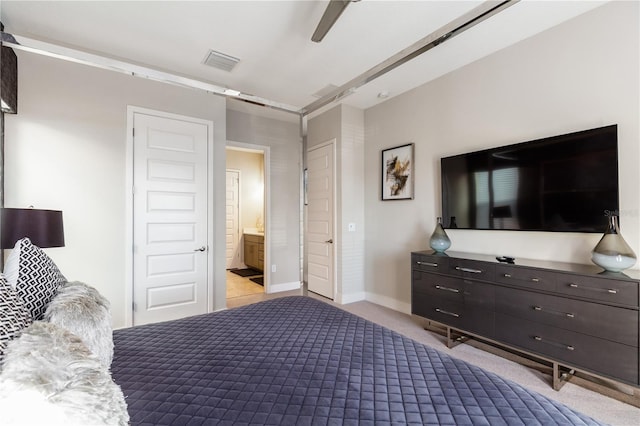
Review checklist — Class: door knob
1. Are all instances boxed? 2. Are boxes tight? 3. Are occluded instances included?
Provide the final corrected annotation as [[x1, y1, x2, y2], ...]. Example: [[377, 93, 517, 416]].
[[194, 246, 206, 252], [325, 239, 333, 244]]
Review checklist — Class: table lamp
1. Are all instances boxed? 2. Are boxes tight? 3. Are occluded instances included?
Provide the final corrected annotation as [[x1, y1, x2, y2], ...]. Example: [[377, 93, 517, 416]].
[[1, 208, 65, 249]]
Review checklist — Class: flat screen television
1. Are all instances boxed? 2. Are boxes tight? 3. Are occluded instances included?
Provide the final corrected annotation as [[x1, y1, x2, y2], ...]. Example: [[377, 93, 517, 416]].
[[441, 125, 618, 232]]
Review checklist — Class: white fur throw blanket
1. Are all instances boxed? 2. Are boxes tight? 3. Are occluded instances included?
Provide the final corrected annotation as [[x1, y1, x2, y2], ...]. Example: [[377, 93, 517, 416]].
[[44, 281, 114, 368], [0, 321, 129, 425]]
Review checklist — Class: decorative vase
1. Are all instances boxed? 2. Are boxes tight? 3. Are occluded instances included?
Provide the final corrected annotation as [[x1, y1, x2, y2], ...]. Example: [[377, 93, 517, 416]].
[[429, 217, 451, 253], [591, 214, 637, 272]]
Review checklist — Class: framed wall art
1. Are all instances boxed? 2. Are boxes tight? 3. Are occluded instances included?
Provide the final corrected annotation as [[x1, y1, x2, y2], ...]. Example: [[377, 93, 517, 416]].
[[381, 143, 414, 201]]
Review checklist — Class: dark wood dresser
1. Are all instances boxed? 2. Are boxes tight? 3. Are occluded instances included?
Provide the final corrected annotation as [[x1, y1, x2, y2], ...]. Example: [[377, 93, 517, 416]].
[[411, 250, 640, 390]]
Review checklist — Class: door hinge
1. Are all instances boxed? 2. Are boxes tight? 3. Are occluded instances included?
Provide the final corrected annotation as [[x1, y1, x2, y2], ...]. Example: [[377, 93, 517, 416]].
[[132, 302, 137, 312], [132, 127, 135, 137]]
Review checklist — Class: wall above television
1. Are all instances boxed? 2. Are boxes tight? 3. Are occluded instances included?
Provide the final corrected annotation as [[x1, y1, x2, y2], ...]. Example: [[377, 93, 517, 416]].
[[441, 125, 618, 233]]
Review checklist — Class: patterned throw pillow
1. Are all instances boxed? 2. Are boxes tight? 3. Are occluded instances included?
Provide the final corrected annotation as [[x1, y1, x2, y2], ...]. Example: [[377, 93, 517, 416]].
[[14, 238, 66, 321], [0, 275, 32, 363]]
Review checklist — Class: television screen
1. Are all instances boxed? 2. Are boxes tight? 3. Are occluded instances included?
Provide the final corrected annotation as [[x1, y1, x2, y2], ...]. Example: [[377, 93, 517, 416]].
[[441, 125, 618, 233]]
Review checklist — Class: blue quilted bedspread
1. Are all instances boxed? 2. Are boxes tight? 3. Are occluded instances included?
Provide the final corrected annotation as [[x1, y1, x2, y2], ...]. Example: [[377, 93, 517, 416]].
[[112, 296, 603, 425]]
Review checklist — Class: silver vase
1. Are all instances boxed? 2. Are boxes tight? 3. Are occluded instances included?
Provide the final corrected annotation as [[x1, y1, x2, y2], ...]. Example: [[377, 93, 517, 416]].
[[591, 215, 637, 272], [429, 217, 451, 253]]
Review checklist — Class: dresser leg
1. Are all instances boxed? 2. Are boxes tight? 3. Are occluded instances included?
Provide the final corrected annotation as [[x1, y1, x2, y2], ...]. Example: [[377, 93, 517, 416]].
[[446, 326, 469, 349], [553, 362, 575, 390]]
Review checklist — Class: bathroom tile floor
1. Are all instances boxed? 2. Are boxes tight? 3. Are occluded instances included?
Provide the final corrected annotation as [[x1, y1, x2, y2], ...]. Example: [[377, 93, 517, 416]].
[[226, 270, 264, 299]]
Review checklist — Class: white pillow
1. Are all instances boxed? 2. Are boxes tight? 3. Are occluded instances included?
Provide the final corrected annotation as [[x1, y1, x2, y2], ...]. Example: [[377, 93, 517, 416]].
[[2, 239, 21, 290], [44, 281, 114, 369], [0, 321, 129, 425]]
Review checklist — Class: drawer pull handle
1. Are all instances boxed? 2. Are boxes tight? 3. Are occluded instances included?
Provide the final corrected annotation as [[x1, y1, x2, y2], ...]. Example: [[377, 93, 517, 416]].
[[455, 266, 482, 274], [504, 273, 512, 278], [417, 261, 438, 267], [435, 285, 460, 293], [533, 336, 575, 351], [568, 283, 619, 294], [531, 278, 540, 282], [532, 306, 575, 318], [435, 308, 460, 318]]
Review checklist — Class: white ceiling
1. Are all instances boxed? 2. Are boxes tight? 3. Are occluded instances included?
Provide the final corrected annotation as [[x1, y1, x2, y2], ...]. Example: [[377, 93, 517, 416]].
[[1, 0, 608, 120]]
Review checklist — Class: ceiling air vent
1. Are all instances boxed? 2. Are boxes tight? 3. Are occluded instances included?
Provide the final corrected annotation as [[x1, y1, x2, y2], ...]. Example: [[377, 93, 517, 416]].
[[202, 49, 240, 72]]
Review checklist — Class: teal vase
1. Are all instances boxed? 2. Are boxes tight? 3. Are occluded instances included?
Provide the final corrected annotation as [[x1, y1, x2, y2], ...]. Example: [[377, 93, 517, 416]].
[[429, 217, 451, 253]]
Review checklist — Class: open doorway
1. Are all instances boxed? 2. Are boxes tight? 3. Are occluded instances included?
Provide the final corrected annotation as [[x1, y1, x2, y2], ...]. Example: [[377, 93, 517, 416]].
[[226, 146, 266, 300]]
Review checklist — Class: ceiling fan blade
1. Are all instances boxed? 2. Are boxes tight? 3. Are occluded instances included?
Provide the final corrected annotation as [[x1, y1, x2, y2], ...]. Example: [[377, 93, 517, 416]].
[[311, 0, 351, 43]]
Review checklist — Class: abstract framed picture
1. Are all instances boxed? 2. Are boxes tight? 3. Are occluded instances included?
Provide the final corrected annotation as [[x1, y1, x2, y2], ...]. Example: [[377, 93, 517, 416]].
[[381, 143, 414, 201]]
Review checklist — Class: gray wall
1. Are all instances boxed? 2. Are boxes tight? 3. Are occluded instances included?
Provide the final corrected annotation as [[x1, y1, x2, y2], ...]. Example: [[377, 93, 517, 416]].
[[307, 104, 365, 303], [4, 51, 227, 327], [227, 109, 302, 289], [363, 1, 640, 312]]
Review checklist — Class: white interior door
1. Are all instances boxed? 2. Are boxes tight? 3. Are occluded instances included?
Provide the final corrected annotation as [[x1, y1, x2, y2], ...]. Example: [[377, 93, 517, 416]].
[[226, 170, 241, 269], [307, 141, 335, 299], [132, 111, 210, 325]]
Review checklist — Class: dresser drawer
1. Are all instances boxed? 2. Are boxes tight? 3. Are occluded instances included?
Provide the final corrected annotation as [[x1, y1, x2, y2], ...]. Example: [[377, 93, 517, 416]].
[[495, 313, 639, 385], [555, 274, 639, 308], [413, 271, 464, 302], [495, 264, 556, 292], [494, 286, 638, 347], [412, 292, 464, 325], [412, 292, 493, 337], [412, 252, 448, 274], [449, 258, 494, 281], [413, 272, 494, 309]]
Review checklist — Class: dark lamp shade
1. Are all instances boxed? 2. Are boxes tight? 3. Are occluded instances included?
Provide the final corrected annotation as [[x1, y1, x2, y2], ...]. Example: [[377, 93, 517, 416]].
[[1, 208, 65, 249]]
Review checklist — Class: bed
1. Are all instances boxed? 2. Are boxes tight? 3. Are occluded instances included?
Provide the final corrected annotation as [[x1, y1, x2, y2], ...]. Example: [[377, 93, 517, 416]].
[[111, 296, 602, 425]]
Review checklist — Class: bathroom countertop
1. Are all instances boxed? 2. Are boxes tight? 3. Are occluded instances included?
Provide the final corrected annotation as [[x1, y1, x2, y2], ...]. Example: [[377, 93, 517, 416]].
[[243, 228, 264, 237]]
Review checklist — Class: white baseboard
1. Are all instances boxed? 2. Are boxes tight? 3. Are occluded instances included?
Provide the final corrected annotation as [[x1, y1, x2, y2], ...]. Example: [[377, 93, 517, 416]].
[[268, 281, 301, 293], [365, 292, 412, 315], [337, 291, 366, 304]]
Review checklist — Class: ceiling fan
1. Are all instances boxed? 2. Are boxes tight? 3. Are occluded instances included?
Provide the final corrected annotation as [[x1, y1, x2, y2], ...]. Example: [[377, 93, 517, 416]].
[[311, 0, 359, 43]]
